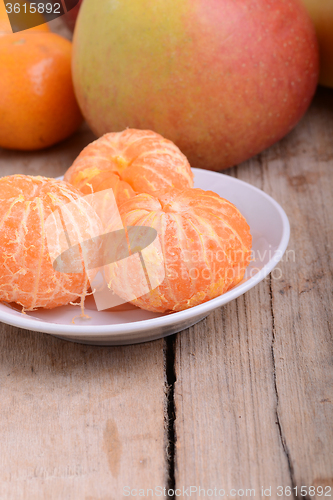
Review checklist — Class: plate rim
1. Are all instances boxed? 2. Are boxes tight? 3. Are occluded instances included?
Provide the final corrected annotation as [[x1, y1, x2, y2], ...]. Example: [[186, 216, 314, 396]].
[[0, 168, 290, 338]]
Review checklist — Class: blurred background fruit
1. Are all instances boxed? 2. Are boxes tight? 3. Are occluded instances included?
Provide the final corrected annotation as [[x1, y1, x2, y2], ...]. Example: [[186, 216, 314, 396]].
[[0, 32, 83, 151], [72, 0, 319, 171], [301, 0, 333, 88], [0, 0, 49, 35]]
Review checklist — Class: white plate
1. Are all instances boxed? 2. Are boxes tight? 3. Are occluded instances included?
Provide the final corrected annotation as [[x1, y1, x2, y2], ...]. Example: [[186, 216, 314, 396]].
[[0, 169, 290, 345]]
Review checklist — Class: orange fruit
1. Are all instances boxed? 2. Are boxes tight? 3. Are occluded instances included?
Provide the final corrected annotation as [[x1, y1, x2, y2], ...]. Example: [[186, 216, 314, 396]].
[[0, 175, 101, 311], [106, 188, 252, 313], [0, 32, 83, 151], [64, 129, 194, 205], [0, 1, 49, 35]]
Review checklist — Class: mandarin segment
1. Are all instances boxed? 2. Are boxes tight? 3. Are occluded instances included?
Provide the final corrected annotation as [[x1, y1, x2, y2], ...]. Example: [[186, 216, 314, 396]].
[[64, 129, 194, 204], [106, 188, 252, 313], [0, 175, 101, 311]]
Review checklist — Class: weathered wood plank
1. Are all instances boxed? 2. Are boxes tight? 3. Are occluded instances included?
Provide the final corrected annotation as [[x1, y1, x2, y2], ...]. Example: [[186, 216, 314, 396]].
[[266, 88, 333, 493], [174, 88, 333, 499], [0, 123, 95, 179], [0, 326, 167, 499]]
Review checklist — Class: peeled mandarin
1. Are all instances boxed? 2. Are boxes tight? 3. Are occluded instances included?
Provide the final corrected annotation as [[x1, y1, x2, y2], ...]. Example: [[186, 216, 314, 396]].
[[0, 175, 101, 310], [64, 129, 194, 205], [106, 188, 252, 313]]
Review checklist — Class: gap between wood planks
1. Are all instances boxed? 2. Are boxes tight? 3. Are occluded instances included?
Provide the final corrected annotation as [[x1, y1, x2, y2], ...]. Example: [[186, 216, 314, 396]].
[[164, 335, 177, 498], [162, 283, 312, 500], [161, 151, 319, 500], [269, 276, 304, 500]]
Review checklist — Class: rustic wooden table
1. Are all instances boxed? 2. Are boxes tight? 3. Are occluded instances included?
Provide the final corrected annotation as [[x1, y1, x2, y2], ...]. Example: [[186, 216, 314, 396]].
[[0, 30, 332, 497]]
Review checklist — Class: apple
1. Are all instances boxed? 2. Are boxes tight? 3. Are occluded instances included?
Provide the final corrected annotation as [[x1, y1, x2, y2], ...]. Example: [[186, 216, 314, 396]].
[[72, 0, 319, 171], [301, 0, 333, 88]]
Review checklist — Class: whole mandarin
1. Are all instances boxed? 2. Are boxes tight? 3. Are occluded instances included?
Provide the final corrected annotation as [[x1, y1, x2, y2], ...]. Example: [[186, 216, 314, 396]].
[[0, 32, 83, 150]]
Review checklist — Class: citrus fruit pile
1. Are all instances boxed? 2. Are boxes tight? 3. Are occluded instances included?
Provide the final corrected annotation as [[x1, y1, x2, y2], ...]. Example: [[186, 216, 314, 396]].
[[0, 130, 251, 314], [0, 12, 82, 151]]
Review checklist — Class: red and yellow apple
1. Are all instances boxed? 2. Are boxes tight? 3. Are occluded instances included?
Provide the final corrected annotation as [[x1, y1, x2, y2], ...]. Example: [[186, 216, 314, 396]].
[[72, 0, 319, 171], [301, 0, 333, 88]]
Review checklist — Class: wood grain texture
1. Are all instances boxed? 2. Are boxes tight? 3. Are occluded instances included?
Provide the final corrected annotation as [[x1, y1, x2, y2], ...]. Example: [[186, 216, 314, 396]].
[[174, 88, 333, 499], [0, 123, 95, 179], [0, 327, 167, 499]]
